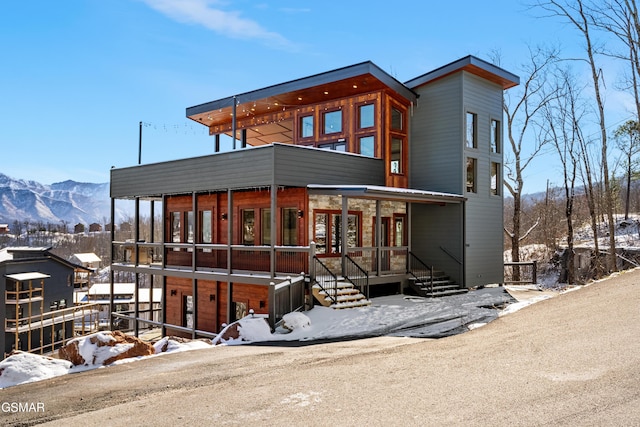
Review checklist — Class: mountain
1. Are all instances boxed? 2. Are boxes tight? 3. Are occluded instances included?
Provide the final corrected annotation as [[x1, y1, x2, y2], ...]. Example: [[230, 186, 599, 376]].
[[0, 173, 116, 226]]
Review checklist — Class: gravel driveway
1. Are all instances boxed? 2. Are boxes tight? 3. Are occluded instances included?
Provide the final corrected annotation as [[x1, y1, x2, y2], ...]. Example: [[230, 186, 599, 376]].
[[3, 270, 640, 426]]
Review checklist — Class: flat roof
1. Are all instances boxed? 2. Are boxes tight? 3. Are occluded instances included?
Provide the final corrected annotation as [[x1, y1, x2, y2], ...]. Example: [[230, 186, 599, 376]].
[[6, 272, 51, 281], [307, 184, 465, 204], [405, 55, 519, 90]]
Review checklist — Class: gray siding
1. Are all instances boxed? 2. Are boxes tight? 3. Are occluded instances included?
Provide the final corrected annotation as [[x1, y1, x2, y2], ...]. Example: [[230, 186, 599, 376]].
[[111, 144, 385, 198], [461, 72, 504, 286], [410, 73, 464, 194], [410, 203, 464, 285]]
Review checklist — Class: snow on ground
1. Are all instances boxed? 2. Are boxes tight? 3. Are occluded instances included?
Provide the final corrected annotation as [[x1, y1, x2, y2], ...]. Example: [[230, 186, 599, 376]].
[[0, 285, 542, 390]]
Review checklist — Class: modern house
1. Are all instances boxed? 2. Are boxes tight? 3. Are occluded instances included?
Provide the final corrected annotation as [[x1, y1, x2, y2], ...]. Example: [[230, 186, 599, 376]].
[[0, 247, 98, 358], [109, 55, 518, 339]]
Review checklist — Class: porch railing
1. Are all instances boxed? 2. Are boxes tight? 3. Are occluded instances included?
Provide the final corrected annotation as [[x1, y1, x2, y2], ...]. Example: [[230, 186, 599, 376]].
[[408, 251, 434, 293], [344, 255, 369, 298], [313, 256, 338, 305]]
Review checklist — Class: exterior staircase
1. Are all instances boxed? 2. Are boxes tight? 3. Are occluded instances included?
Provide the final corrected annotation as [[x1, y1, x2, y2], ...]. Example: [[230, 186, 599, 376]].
[[312, 278, 371, 309], [408, 271, 468, 298]]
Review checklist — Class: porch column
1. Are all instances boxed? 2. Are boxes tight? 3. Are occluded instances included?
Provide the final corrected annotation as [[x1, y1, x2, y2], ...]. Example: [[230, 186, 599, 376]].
[[375, 200, 381, 276], [270, 184, 277, 277], [161, 194, 167, 337], [341, 196, 348, 277], [109, 197, 115, 331], [191, 191, 197, 339], [134, 197, 140, 336], [226, 188, 233, 324]]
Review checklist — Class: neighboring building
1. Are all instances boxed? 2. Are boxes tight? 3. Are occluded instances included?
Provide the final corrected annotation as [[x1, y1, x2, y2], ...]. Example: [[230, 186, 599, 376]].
[[74, 223, 85, 234], [89, 223, 103, 232], [109, 56, 518, 338], [0, 247, 96, 358], [70, 252, 102, 290], [75, 283, 162, 331], [0, 224, 9, 234]]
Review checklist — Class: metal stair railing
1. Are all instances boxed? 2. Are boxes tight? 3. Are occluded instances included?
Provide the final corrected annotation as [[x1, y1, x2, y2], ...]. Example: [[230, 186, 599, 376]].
[[312, 256, 338, 305], [344, 255, 369, 299], [408, 251, 434, 294]]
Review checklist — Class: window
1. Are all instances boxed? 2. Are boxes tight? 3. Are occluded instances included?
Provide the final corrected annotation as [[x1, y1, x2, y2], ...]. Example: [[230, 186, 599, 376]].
[[390, 137, 403, 174], [391, 107, 403, 130], [282, 207, 298, 246], [314, 210, 361, 255], [261, 209, 271, 245], [300, 115, 314, 138], [186, 211, 194, 243], [466, 112, 477, 148], [319, 140, 346, 151], [491, 162, 500, 195], [323, 110, 342, 134], [242, 209, 255, 245], [359, 104, 374, 128], [466, 157, 477, 193], [200, 210, 212, 243], [171, 212, 181, 243], [491, 119, 500, 153], [359, 135, 375, 157], [394, 215, 406, 246], [183, 295, 194, 328]]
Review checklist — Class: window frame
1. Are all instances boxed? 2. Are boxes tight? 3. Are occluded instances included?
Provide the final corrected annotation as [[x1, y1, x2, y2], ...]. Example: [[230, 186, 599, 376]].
[[466, 112, 478, 149], [491, 162, 501, 196], [322, 108, 343, 135], [313, 209, 362, 257], [466, 157, 477, 193], [490, 118, 501, 153], [357, 103, 375, 130], [299, 114, 314, 139]]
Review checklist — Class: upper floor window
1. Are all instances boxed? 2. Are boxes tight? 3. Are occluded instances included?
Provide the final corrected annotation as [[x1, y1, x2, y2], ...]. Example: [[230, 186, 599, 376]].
[[200, 210, 212, 243], [242, 209, 255, 245], [466, 112, 477, 148], [186, 211, 194, 243], [491, 162, 500, 196], [491, 119, 501, 153], [359, 135, 375, 157], [300, 115, 314, 138], [323, 110, 342, 134], [391, 107, 403, 130], [358, 104, 374, 129], [390, 137, 403, 174], [282, 207, 298, 246], [466, 157, 477, 193], [319, 140, 346, 151]]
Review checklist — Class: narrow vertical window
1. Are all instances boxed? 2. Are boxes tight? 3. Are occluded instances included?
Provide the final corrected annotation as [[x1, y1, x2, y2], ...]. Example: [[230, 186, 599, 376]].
[[394, 216, 405, 246], [391, 137, 403, 174], [466, 112, 477, 148], [242, 209, 255, 245], [282, 208, 298, 246], [201, 210, 212, 243], [466, 157, 477, 193], [261, 209, 271, 245], [323, 110, 342, 134], [491, 119, 500, 153], [359, 104, 374, 128], [186, 211, 194, 243], [171, 212, 181, 243], [391, 107, 403, 130], [491, 162, 500, 195], [300, 115, 314, 138], [314, 213, 327, 254]]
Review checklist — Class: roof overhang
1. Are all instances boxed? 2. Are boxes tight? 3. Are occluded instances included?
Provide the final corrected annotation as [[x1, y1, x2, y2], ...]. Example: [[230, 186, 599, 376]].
[[6, 272, 51, 281], [186, 61, 418, 135], [307, 184, 465, 204], [405, 55, 519, 90]]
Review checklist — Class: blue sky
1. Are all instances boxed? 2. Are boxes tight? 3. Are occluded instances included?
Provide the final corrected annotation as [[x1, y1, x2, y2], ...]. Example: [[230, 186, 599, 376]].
[[0, 0, 634, 193]]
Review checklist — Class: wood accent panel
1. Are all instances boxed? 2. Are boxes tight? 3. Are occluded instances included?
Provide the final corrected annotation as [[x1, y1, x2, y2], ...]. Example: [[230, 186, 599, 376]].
[[384, 93, 410, 188]]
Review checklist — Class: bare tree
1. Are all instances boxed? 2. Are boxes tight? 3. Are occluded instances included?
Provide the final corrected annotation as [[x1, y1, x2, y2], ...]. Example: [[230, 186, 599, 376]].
[[614, 120, 640, 218], [500, 47, 559, 276], [535, 0, 618, 272]]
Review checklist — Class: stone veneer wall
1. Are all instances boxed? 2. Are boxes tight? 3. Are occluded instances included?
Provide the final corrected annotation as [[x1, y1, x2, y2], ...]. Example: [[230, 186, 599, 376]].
[[308, 195, 407, 274]]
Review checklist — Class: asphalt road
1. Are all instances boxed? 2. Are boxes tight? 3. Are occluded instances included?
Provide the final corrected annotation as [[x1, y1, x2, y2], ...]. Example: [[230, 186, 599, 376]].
[[2, 270, 640, 426]]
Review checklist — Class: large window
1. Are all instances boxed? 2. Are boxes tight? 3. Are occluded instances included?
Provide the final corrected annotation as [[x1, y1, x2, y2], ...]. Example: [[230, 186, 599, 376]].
[[300, 115, 314, 138], [466, 112, 477, 148], [323, 110, 342, 134], [314, 210, 361, 255], [359, 104, 374, 128], [491, 119, 500, 153], [359, 135, 375, 157], [491, 162, 500, 195], [390, 137, 403, 174], [466, 157, 477, 193]]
